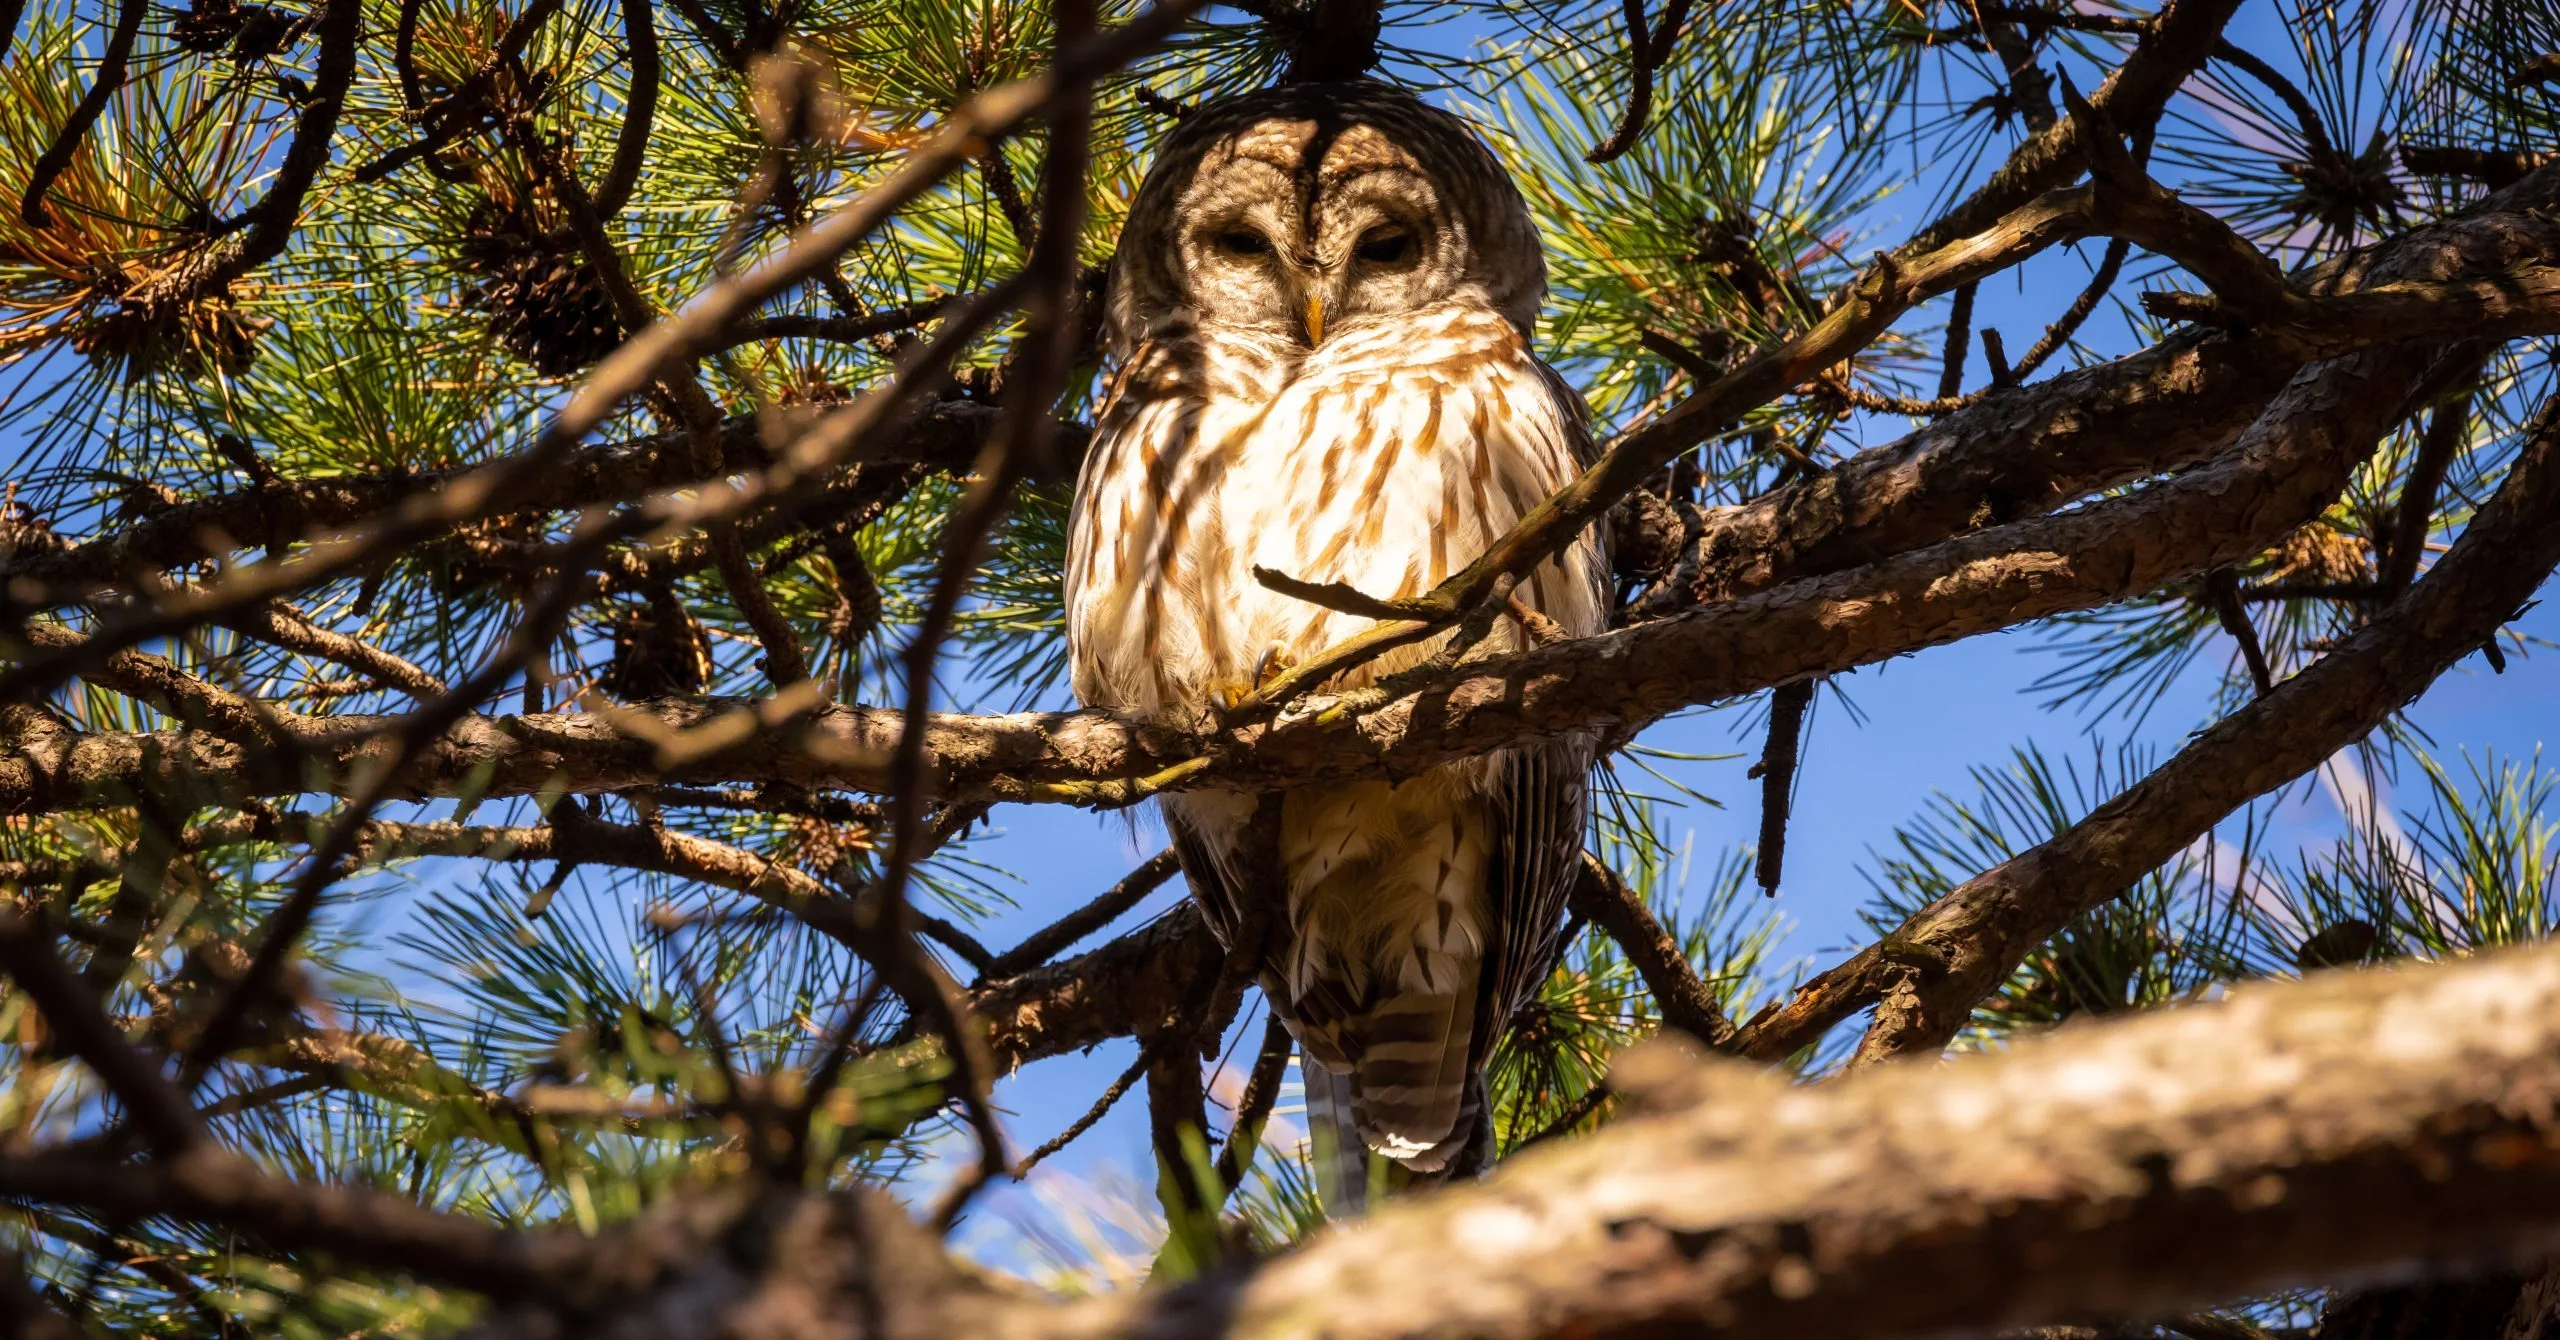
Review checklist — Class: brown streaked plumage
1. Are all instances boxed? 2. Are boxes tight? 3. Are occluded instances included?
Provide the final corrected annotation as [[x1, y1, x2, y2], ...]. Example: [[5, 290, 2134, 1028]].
[[1064, 81, 1607, 1206]]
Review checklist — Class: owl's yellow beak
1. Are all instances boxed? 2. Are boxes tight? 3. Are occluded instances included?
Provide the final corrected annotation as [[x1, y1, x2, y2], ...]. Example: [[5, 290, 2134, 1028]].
[[1301, 295, 1326, 346]]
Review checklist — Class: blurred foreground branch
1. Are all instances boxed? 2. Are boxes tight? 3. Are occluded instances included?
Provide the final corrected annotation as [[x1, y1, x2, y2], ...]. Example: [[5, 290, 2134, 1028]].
[[16, 921, 2560, 1338]]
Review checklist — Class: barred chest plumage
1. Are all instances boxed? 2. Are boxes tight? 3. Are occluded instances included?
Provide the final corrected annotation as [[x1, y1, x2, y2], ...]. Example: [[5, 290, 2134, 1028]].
[[1064, 298, 1605, 718]]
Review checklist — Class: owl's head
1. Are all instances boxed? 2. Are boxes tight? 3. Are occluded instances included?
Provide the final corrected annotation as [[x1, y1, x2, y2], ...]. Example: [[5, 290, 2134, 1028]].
[[1106, 81, 1545, 354]]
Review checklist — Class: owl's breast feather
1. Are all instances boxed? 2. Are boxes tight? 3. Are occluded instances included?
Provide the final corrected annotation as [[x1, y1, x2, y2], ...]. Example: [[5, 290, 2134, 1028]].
[[1065, 301, 1606, 717]]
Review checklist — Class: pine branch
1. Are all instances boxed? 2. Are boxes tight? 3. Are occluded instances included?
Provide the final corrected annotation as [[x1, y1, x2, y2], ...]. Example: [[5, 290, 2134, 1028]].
[[18, 0, 147, 227], [1586, 0, 1697, 164], [1751, 680, 1812, 893], [137, 0, 365, 302], [1644, 179, 2560, 614], [0, 913, 206, 1153], [1740, 384, 2560, 1065], [29, 936, 2560, 1337], [0, 401, 1067, 610], [1567, 855, 1734, 1049], [12, 239, 2515, 828], [979, 848, 1181, 980], [1214, 1013, 1294, 1196]]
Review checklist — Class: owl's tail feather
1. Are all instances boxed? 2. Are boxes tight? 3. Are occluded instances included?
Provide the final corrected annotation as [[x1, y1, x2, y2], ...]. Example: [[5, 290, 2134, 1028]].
[[1346, 985, 1478, 1171], [1306, 1061, 1488, 1217], [1301, 982, 1483, 1217], [1304, 1061, 1377, 1215]]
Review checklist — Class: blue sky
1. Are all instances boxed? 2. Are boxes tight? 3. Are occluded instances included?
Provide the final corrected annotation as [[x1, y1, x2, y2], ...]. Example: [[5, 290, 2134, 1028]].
[[933, 0, 2560, 1269], [9, 0, 2540, 1283]]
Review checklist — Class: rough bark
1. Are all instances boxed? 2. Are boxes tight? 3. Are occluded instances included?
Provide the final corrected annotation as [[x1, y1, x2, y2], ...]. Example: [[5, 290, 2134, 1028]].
[[15, 203, 2556, 822], [1105, 942, 2560, 1340], [970, 904, 1222, 1073], [0, 400, 1077, 603], [1655, 181, 2560, 614], [25, 934, 2560, 1339], [1733, 342, 2560, 1066]]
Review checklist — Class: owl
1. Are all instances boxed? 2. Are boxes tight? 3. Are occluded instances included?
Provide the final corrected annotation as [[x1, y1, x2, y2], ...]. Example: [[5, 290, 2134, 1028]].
[[1064, 82, 1608, 1202]]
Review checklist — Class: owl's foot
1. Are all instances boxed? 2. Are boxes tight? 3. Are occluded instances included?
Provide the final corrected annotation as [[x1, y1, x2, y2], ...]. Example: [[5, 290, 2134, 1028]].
[[1206, 646, 1300, 714], [1254, 644, 1297, 689]]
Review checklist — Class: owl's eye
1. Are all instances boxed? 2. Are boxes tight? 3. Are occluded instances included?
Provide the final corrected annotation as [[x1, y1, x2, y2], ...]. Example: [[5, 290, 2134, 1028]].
[[1354, 228, 1410, 263], [1215, 230, 1272, 257]]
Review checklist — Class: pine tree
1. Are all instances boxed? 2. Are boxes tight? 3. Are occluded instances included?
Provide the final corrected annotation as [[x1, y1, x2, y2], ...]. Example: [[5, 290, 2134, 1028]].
[[6, 0, 2560, 1334]]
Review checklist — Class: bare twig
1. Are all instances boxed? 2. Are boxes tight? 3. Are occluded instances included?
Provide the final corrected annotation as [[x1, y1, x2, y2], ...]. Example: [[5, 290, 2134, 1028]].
[[1586, 0, 1697, 163], [1566, 855, 1734, 1048], [2202, 567, 2276, 695], [595, 0, 661, 219], [2381, 388, 2476, 593], [980, 848, 1181, 980], [178, 570, 593, 1092], [890, 0, 1106, 1235], [709, 525, 812, 688], [2008, 236, 2131, 381], [159, 0, 365, 299], [1016, 1049, 1148, 1174], [0, 913, 205, 1152], [19, 0, 145, 226], [221, 602, 449, 698], [1751, 679, 1812, 893], [2514, 51, 2560, 89], [1938, 280, 1977, 398], [1513, 1079, 1612, 1149], [1748, 384, 2560, 1065], [1214, 1013, 1294, 1196], [352, 0, 566, 185], [913, 913, 995, 973], [713, 295, 968, 351]]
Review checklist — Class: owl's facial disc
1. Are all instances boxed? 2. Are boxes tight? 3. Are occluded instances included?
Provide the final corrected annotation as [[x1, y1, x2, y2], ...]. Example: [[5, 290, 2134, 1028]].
[[1169, 160, 1307, 340], [1165, 119, 1462, 348], [1304, 183, 1442, 342], [1107, 85, 1549, 357]]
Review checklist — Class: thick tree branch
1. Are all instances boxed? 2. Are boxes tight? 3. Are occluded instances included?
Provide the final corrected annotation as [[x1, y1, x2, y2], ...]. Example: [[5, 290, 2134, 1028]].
[[1566, 855, 1733, 1048], [0, 1148, 593, 1304], [1102, 940, 2560, 1340], [0, 401, 1068, 606], [0, 346, 2478, 822], [9, 622, 282, 748], [29, 934, 2560, 1338], [1648, 179, 2560, 614], [7, 259, 2488, 825], [969, 904, 1221, 1074], [1739, 385, 2560, 1064]]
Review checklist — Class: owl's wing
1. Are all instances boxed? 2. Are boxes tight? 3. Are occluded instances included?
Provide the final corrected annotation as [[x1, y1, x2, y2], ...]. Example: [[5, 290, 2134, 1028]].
[[1473, 362, 1609, 1069], [1161, 806, 1249, 952], [1474, 740, 1596, 1067]]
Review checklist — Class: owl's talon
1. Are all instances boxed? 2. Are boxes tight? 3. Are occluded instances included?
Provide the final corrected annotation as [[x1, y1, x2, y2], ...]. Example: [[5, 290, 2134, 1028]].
[[1254, 645, 1298, 691]]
